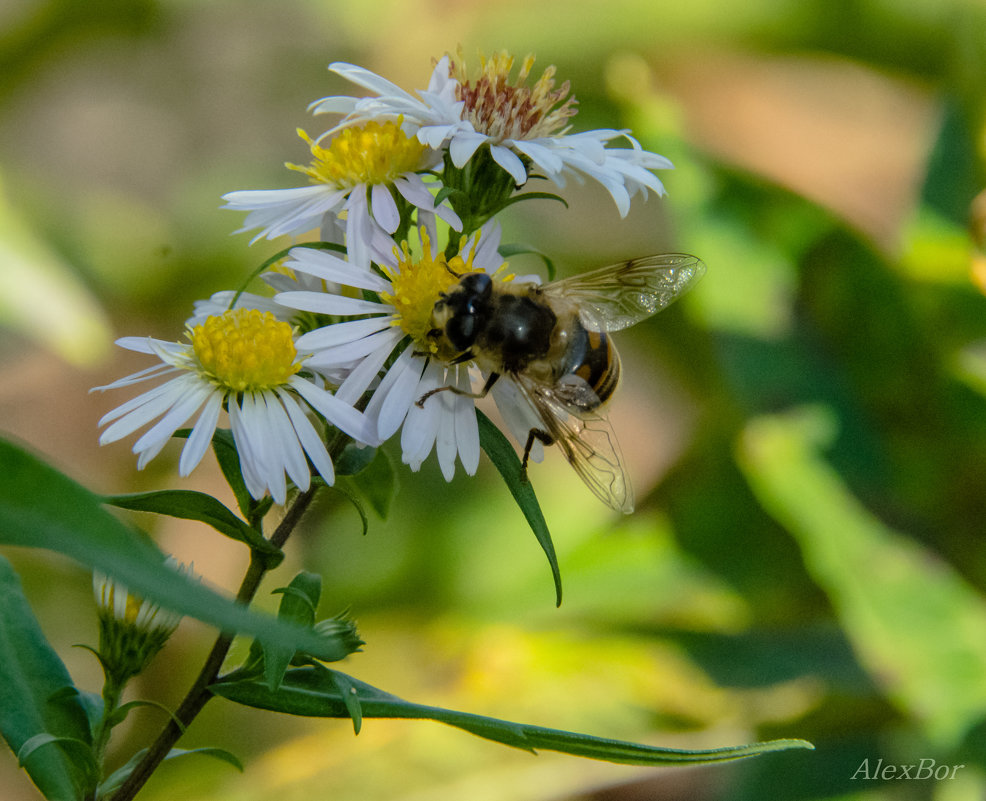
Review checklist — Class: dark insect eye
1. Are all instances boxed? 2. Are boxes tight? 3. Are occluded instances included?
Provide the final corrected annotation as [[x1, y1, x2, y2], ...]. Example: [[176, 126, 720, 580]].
[[461, 272, 492, 298], [446, 314, 476, 349]]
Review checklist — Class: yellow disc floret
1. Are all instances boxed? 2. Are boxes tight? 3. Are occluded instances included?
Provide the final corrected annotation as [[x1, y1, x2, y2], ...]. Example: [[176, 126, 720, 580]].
[[381, 229, 509, 353], [288, 121, 429, 188], [191, 309, 301, 392]]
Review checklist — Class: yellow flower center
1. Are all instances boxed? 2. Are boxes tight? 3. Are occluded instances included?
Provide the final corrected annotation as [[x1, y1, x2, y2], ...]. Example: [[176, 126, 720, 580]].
[[448, 50, 578, 142], [380, 230, 506, 352], [287, 121, 428, 188], [191, 309, 301, 392]]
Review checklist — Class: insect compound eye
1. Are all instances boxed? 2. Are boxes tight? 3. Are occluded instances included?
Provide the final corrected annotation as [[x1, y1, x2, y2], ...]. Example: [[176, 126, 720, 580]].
[[460, 272, 492, 304], [439, 271, 493, 352], [445, 312, 477, 351]]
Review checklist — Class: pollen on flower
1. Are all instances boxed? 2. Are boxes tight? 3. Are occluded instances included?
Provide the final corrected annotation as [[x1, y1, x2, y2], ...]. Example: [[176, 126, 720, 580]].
[[381, 235, 459, 350], [191, 309, 301, 392], [288, 122, 428, 188], [448, 49, 578, 142]]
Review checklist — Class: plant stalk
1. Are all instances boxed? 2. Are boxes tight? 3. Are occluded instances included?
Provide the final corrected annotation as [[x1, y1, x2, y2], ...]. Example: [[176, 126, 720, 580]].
[[109, 486, 318, 801]]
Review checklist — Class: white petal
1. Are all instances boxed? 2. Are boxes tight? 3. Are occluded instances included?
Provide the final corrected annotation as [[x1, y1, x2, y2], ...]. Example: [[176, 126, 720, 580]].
[[263, 391, 311, 492], [512, 139, 566, 177], [433, 382, 460, 481], [306, 326, 403, 367], [296, 316, 395, 351], [228, 398, 267, 500], [489, 144, 528, 186], [368, 349, 421, 440], [276, 388, 335, 485], [448, 131, 489, 167], [179, 391, 223, 476], [400, 361, 443, 469], [222, 186, 346, 242], [285, 247, 391, 293], [289, 376, 377, 445], [370, 183, 399, 233], [132, 381, 212, 456], [99, 374, 197, 443], [275, 291, 391, 317], [344, 188, 373, 271], [334, 329, 403, 404], [453, 367, 480, 475], [111, 336, 169, 355], [328, 62, 418, 105], [307, 95, 358, 115], [244, 392, 286, 504], [93, 363, 180, 401]]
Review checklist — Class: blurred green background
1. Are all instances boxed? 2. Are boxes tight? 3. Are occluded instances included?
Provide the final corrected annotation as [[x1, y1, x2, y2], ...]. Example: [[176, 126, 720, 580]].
[[2, 0, 986, 799]]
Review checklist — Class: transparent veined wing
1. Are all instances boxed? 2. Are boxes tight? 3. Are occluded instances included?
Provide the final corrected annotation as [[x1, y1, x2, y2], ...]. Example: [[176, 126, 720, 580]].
[[511, 372, 634, 514], [542, 254, 706, 332]]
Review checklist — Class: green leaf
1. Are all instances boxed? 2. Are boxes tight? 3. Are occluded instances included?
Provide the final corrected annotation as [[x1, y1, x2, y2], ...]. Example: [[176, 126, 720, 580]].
[[323, 666, 362, 734], [343, 446, 397, 519], [334, 443, 378, 476], [265, 572, 323, 691], [737, 407, 986, 748], [17, 734, 96, 778], [497, 243, 557, 281], [327, 483, 370, 536], [499, 191, 569, 212], [110, 699, 184, 732], [47, 687, 103, 742], [104, 490, 282, 567], [272, 572, 322, 626], [0, 555, 92, 801], [213, 667, 812, 765], [0, 437, 355, 662], [96, 746, 243, 798], [476, 410, 561, 606]]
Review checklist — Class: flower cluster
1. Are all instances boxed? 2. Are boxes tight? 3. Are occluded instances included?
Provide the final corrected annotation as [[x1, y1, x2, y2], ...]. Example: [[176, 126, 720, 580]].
[[95, 50, 675, 503]]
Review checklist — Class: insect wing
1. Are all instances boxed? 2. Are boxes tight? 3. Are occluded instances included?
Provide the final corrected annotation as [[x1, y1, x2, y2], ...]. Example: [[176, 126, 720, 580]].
[[512, 373, 634, 514], [543, 254, 706, 333]]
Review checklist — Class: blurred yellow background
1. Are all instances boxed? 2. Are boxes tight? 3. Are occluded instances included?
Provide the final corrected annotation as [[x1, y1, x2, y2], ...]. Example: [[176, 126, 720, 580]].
[[2, 1, 986, 799]]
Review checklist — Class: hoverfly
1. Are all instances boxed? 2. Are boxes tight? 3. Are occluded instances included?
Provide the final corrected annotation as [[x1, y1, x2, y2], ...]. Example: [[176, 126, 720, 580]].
[[418, 254, 706, 513]]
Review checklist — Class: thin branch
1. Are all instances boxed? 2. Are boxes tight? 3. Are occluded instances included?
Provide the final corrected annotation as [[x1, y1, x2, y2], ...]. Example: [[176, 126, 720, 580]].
[[109, 486, 319, 801]]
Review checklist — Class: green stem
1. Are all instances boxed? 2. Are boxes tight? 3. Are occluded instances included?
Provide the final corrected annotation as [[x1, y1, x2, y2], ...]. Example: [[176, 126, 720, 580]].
[[87, 675, 125, 797], [109, 485, 319, 801]]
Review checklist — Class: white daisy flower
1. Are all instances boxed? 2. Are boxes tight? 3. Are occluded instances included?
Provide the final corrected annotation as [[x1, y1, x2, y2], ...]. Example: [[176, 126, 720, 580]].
[[273, 222, 518, 480], [221, 123, 462, 270], [93, 302, 376, 505], [314, 52, 672, 215]]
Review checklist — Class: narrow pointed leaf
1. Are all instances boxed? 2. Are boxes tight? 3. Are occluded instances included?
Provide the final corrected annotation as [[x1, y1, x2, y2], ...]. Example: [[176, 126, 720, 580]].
[[97, 746, 242, 798], [104, 490, 282, 566], [17, 734, 96, 777], [329, 483, 370, 536], [0, 438, 355, 662], [265, 572, 322, 691], [212, 668, 812, 765], [476, 410, 561, 606], [345, 446, 397, 519], [0, 555, 91, 801]]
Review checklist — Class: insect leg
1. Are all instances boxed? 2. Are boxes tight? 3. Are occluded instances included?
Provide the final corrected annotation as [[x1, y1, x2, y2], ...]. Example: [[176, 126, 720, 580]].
[[415, 372, 501, 408], [521, 428, 554, 482]]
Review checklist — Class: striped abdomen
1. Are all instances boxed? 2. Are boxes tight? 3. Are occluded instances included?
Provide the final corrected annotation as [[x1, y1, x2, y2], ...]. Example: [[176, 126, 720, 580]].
[[562, 322, 621, 409]]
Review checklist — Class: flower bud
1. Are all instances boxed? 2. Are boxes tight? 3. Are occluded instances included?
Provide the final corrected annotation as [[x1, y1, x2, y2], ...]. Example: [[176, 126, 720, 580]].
[[93, 559, 194, 684]]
